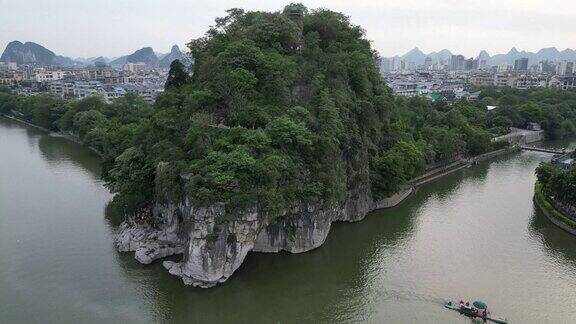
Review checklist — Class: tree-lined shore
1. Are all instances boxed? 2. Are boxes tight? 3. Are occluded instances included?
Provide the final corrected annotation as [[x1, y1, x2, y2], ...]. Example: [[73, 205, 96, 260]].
[[1, 5, 576, 226]]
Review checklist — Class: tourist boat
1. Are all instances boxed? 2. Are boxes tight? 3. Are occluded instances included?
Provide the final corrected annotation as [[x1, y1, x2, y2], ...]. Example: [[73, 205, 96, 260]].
[[444, 300, 508, 324]]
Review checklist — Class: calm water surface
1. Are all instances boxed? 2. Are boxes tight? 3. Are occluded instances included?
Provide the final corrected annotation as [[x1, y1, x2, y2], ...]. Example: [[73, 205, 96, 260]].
[[1, 116, 576, 323]]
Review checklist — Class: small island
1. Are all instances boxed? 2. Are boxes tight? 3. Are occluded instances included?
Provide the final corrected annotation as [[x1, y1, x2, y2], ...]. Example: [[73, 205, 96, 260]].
[[2, 5, 576, 288]]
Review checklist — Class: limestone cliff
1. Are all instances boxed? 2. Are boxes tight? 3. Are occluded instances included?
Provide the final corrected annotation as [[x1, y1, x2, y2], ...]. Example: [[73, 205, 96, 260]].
[[114, 5, 396, 288], [116, 180, 388, 287]]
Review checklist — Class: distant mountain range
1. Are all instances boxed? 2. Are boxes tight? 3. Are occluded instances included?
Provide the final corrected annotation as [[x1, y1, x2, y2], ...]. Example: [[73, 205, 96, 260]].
[[5, 40, 574, 71], [386, 47, 576, 66], [159, 45, 189, 68], [0, 41, 189, 68], [110, 47, 159, 67], [0, 41, 78, 66]]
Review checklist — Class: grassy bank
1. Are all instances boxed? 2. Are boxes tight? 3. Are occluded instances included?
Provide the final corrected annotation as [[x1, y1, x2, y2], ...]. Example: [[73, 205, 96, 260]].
[[534, 181, 576, 230]]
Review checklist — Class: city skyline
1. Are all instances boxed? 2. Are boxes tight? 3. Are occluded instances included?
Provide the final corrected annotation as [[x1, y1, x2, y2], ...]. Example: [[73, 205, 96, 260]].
[[1, 0, 575, 58]]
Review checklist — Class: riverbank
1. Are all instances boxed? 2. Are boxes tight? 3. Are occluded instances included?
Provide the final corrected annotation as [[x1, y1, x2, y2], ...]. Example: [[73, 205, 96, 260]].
[[534, 181, 576, 236], [3, 112, 528, 287], [376, 146, 520, 209], [1, 114, 103, 157], [1, 114, 52, 132], [5, 117, 576, 322]]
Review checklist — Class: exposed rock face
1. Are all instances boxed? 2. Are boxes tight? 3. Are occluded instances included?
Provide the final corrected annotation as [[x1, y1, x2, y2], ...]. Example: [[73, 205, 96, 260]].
[[116, 203, 186, 264], [126, 47, 158, 66], [158, 45, 190, 68], [110, 47, 159, 67], [115, 179, 393, 288], [0, 40, 77, 66], [164, 205, 261, 287]]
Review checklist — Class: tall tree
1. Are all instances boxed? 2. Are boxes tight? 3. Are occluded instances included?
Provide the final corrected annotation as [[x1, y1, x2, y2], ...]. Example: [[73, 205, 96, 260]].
[[165, 59, 190, 89]]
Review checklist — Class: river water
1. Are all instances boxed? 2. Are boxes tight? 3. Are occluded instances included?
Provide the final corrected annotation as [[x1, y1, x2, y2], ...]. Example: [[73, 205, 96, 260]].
[[1, 116, 576, 323]]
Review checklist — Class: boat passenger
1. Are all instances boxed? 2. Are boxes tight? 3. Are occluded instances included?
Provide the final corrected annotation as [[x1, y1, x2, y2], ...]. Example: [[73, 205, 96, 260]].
[[462, 302, 472, 316]]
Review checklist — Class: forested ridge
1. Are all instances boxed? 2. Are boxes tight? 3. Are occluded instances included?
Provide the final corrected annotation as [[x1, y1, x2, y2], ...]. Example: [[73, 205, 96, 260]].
[[2, 5, 576, 224]]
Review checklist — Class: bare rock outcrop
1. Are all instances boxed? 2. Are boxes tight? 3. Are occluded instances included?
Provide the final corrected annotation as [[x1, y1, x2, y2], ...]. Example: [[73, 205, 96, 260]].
[[116, 180, 407, 287]]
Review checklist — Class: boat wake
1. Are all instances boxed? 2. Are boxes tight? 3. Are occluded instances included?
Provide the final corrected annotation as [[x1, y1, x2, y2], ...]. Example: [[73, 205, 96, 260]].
[[374, 289, 447, 305]]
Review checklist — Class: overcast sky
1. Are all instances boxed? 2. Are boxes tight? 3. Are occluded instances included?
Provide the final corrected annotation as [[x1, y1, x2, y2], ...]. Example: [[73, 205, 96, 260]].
[[1, 0, 575, 58]]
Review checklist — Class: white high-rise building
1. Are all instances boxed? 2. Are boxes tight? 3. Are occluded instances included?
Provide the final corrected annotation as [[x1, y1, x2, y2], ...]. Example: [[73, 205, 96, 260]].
[[556, 61, 575, 76]]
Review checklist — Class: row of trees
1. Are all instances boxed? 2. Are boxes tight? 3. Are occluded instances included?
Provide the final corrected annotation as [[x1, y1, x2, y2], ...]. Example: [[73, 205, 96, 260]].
[[0, 88, 155, 209], [1, 5, 576, 225]]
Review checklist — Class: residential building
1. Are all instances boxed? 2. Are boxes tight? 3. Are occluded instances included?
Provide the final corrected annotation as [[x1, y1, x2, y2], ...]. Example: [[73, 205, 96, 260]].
[[514, 58, 529, 71], [497, 63, 512, 73], [550, 76, 576, 89], [424, 57, 432, 69], [123, 62, 148, 73], [538, 60, 556, 74], [35, 69, 66, 82], [103, 85, 127, 101], [556, 61, 574, 76], [87, 66, 123, 84], [0, 70, 23, 85], [493, 74, 516, 87], [123, 84, 162, 104], [514, 75, 548, 89], [450, 55, 465, 71], [464, 58, 478, 70], [468, 73, 493, 86], [0, 62, 18, 70], [48, 81, 75, 98], [73, 81, 105, 99], [380, 58, 391, 73]]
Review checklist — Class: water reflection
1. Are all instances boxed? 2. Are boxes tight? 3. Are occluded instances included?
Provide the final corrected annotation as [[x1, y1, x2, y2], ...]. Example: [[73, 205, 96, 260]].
[[107, 190, 421, 323], [528, 204, 576, 266], [0, 117, 42, 152], [109, 150, 479, 323], [37, 134, 102, 179], [4, 115, 576, 323], [104, 201, 124, 227]]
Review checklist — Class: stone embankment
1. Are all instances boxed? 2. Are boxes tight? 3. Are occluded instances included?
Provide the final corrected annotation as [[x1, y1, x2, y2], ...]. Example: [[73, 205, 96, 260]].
[[378, 147, 520, 208], [494, 127, 543, 145], [2, 114, 51, 132], [534, 182, 576, 236]]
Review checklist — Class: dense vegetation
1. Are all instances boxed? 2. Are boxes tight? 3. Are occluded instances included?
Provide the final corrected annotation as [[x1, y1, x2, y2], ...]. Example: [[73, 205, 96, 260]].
[[534, 181, 576, 229], [1, 5, 576, 224], [536, 156, 576, 208], [477, 87, 576, 139]]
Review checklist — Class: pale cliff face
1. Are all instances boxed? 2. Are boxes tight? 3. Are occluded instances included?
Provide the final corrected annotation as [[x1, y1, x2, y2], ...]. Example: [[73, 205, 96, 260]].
[[116, 165, 381, 287]]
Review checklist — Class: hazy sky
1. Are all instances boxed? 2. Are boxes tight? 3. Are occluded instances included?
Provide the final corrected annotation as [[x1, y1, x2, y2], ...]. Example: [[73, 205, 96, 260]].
[[1, 0, 575, 58]]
